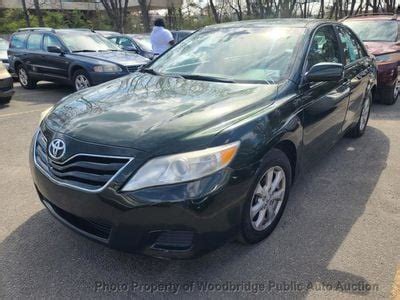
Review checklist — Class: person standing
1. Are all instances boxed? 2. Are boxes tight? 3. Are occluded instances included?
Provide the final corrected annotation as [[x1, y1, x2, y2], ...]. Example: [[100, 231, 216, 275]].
[[150, 18, 175, 56]]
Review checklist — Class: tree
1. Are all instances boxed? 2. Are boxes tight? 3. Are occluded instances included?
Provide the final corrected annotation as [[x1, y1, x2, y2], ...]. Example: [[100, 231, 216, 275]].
[[100, 0, 130, 33], [33, 0, 45, 26], [21, 0, 31, 27], [138, 0, 151, 32]]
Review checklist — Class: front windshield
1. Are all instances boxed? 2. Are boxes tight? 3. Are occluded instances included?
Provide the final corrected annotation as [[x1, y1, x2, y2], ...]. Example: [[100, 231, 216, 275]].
[[0, 39, 8, 50], [344, 20, 398, 42], [149, 26, 304, 83], [59, 32, 121, 52], [131, 35, 152, 52]]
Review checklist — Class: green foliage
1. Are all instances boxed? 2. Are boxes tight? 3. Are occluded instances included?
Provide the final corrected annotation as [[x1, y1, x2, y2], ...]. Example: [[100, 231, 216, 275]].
[[0, 9, 115, 33]]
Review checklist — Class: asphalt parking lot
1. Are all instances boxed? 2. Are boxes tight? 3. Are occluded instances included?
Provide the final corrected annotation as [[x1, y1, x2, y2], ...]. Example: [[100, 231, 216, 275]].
[[0, 82, 399, 299]]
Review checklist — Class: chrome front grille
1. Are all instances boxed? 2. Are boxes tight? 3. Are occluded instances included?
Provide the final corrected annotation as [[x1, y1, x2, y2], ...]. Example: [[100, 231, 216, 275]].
[[34, 130, 132, 192]]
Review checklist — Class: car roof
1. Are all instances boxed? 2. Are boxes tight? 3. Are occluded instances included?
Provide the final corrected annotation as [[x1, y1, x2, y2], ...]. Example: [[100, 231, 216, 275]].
[[205, 18, 336, 30], [342, 13, 398, 21], [15, 28, 98, 35]]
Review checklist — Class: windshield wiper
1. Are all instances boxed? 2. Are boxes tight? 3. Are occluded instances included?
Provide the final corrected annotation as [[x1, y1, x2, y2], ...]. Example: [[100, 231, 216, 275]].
[[179, 74, 236, 83], [72, 50, 97, 53], [140, 68, 184, 79], [98, 49, 120, 52], [140, 68, 161, 75]]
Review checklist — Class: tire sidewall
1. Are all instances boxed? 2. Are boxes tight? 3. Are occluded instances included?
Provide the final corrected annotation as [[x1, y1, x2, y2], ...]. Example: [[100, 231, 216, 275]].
[[358, 91, 372, 135], [240, 148, 292, 244]]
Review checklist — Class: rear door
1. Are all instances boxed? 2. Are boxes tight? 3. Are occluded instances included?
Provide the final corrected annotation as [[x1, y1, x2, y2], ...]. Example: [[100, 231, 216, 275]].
[[301, 24, 351, 167], [25, 33, 44, 77], [336, 25, 373, 131], [8, 32, 28, 74], [41, 34, 69, 80]]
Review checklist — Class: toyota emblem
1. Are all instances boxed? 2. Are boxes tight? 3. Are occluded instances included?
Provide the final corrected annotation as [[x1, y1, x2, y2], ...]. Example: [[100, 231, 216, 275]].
[[48, 139, 66, 160]]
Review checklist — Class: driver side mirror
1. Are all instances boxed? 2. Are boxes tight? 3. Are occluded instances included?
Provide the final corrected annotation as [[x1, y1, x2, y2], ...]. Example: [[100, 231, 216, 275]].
[[47, 45, 63, 54], [305, 62, 344, 82]]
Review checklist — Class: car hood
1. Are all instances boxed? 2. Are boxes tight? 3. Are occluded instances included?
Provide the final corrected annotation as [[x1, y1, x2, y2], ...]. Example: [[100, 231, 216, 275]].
[[74, 50, 149, 66], [364, 41, 399, 56], [45, 73, 277, 154]]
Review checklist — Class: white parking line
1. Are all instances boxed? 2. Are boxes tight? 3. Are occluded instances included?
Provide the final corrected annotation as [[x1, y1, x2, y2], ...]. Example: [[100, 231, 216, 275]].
[[0, 109, 42, 119]]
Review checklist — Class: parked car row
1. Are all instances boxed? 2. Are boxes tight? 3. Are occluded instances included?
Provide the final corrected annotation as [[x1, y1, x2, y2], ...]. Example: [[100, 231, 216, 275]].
[[31, 18, 383, 258], [7, 28, 149, 91], [0, 28, 195, 95]]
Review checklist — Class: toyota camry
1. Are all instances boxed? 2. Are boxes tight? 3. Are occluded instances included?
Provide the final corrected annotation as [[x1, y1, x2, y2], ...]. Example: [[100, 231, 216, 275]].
[[30, 19, 376, 258]]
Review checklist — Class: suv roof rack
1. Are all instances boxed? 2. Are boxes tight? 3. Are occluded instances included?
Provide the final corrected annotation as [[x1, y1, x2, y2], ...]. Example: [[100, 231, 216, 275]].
[[18, 27, 55, 32], [64, 28, 95, 32], [341, 12, 398, 21]]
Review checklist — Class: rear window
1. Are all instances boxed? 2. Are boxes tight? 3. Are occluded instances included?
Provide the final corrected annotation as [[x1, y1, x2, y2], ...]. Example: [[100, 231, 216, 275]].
[[27, 34, 43, 50], [10, 33, 27, 49]]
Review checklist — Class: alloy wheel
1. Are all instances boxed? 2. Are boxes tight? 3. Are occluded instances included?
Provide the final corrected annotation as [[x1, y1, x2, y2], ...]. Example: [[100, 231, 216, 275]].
[[75, 75, 90, 91], [19, 68, 28, 86], [250, 166, 286, 231]]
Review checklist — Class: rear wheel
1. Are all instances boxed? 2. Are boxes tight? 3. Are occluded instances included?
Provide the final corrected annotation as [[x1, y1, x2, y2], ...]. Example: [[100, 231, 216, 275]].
[[17, 65, 37, 89], [380, 80, 399, 105], [73, 69, 91, 91], [347, 90, 372, 138], [239, 149, 292, 244]]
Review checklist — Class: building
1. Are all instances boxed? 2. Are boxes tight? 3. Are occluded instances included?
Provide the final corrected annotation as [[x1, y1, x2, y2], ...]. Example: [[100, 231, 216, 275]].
[[0, 0, 182, 11]]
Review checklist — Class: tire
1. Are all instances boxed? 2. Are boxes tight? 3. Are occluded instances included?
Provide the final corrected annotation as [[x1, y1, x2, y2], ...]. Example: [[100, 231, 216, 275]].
[[379, 81, 399, 105], [239, 148, 292, 244], [0, 97, 11, 105], [73, 69, 92, 91], [347, 90, 372, 138], [17, 65, 36, 89]]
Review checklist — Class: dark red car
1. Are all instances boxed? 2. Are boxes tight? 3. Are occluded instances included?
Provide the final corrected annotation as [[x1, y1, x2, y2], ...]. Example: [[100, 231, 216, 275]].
[[343, 14, 400, 105]]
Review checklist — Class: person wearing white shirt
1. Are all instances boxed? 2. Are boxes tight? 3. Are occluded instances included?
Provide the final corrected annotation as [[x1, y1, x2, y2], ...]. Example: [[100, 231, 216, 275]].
[[150, 18, 175, 56]]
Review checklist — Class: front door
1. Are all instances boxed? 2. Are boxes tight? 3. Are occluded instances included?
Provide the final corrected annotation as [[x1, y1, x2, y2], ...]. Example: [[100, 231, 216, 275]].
[[41, 34, 69, 80]]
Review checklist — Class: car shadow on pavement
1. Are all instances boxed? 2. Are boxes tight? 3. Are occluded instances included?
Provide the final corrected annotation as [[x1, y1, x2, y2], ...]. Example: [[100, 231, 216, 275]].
[[0, 126, 389, 298], [11, 82, 73, 106]]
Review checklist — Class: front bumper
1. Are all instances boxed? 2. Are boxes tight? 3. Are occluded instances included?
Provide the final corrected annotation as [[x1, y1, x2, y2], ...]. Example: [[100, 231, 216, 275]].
[[376, 61, 398, 88], [89, 65, 143, 85], [30, 130, 253, 258], [0, 75, 14, 99]]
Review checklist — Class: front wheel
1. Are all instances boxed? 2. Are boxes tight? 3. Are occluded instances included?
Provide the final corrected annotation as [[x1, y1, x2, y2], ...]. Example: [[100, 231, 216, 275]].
[[347, 91, 372, 138], [73, 69, 92, 91], [239, 149, 292, 244]]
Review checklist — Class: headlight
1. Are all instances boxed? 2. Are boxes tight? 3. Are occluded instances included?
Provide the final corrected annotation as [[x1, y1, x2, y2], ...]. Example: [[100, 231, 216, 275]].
[[375, 54, 394, 63], [121, 141, 240, 192], [39, 106, 53, 123], [93, 64, 122, 72]]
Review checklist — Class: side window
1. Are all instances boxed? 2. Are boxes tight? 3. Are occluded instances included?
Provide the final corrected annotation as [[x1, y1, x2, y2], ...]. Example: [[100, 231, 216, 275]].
[[10, 33, 27, 49], [118, 37, 136, 49], [337, 27, 362, 65], [109, 37, 117, 43], [26, 34, 43, 50], [307, 26, 341, 70], [43, 35, 62, 51]]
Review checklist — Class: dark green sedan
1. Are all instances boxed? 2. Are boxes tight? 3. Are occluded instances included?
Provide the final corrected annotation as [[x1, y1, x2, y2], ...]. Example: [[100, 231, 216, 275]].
[[30, 19, 376, 258]]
